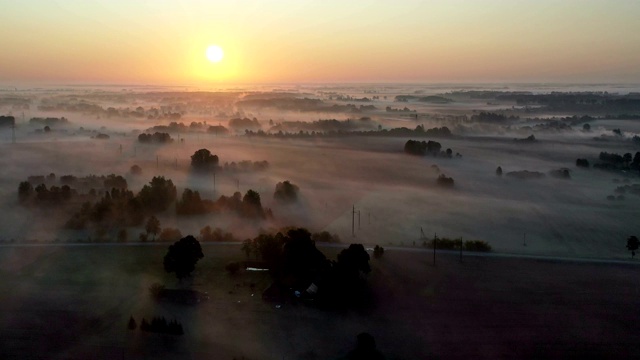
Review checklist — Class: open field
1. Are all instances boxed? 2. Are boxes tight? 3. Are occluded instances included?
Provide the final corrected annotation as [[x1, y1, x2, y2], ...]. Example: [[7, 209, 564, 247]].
[[1, 243, 638, 359]]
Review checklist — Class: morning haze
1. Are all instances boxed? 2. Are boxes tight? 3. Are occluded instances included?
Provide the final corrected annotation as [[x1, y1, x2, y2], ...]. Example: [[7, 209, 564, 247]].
[[0, 1, 639, 359]]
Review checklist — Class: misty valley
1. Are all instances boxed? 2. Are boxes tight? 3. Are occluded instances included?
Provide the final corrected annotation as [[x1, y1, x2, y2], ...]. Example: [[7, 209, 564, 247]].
[[1, 85, 640, 359]]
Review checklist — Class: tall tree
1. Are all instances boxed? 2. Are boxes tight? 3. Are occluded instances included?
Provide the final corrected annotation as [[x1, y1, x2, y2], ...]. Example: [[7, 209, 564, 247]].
[[190, 148, 219, 170], [627, 236, 639, 258], [164, 235, 204, 279], [145, 216, 161, 240]]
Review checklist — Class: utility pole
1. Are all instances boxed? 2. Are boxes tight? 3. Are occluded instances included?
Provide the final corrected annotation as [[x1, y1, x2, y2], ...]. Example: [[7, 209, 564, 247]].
[[433, 233, 437, 266], [523, 232, 527, 247], [352, 205, 355, 237], [11, 121, 16, 144], [156, 155, 159, 169], [459, 237, 463, 262]]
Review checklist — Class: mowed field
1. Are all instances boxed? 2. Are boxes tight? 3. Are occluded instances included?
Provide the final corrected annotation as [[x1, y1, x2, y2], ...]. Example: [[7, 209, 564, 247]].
[[0, 243, 638, 359]]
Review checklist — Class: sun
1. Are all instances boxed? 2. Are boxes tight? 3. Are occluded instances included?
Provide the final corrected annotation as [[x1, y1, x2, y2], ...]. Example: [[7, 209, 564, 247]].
[[206, 45, 224, 63]]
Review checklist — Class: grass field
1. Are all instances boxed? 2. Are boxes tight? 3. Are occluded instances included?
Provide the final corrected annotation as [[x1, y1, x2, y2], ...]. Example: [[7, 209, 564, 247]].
[[1, 243, 638, 359]]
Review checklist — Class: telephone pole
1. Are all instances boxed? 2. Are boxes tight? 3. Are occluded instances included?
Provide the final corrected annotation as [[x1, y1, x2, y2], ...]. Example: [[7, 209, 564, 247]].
[[433, 233, 437, 265], [352, 205, 355, 237]]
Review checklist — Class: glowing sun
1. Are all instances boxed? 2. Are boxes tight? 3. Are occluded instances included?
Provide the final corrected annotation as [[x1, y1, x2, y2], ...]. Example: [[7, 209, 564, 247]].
[[206, 45, 224, 63]]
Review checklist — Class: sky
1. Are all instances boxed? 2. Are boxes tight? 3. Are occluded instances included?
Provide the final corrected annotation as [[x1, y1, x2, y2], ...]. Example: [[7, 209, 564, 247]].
[[1, 0, 639, 85]]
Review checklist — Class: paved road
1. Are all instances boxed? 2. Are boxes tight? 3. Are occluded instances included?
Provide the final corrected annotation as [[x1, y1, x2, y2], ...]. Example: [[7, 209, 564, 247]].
[[1, 240, 638, 266]]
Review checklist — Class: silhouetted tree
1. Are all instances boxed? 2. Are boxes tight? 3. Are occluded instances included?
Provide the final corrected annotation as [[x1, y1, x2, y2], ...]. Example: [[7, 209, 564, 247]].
[[345, 333, 385, 360], [242, 189, 264, 218], [496, 166, 503, 176], [627, 236, 639, 258], [274, 180, 299, 203], [436, 174, 455, 187], [337, 244, 371, 276], [176, 188, 206, 215], [117, 229, 127, 243], [241, 238, 254, 258], [190, 148, 219, 170], [145, 216, 160, 240], [130, 164, 142, 175], [163, 235, 204, 279], [373, 245, 384, 259], [128, 316, 137, 330], [138, 176, 177, 212], [282, 228, 328, 283], [18, 181, 33, 203], [576, 158, 589, 168]]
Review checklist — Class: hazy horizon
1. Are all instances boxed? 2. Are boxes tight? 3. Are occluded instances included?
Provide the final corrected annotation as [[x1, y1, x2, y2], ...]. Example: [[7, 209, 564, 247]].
[[2, 1, 639, 85]]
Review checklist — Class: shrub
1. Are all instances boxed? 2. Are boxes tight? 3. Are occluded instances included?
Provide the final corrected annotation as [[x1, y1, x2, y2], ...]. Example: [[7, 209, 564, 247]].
[[436, 174, 455, 187], [373, 245, 384, 259], [464, 240, 492, 252]]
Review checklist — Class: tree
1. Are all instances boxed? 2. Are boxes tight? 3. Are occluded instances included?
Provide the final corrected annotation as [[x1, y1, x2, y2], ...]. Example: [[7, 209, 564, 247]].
[[627, 236, 639, 258], [436, 174, 455, 187], [241, 238, 254, 258], [128, 316, 137, 330], [282, 228, 327, 281], [373, 245, 384, 259], [138, 176, 177, 212], [163, 235, 204, 279], [337, 244, 371, 276], [190, 148, 219, 170], [345, 332, 385, 360], [576, 158, 589, 168], [130, 164, 142, 175], [145, 216, 161, 240], [18, 181, 33, 203], [117, 229, 127, 243], [495, 166, 503, 176], [242, 189, 264, 217], [274, 180, 299, 203]]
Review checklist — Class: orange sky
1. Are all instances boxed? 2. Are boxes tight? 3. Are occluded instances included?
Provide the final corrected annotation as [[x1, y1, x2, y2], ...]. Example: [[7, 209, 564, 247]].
[[1, 1, 639, 85]]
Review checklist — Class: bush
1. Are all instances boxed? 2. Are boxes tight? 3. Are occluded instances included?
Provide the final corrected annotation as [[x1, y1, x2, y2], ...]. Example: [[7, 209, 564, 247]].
[[576, 158, 589, 168], [436, 174, 454, 187], [464, 240, 492, 252], [373, 245, 384, 259], [423, 238, 491, 252]]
